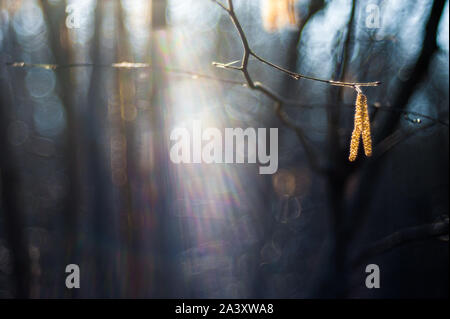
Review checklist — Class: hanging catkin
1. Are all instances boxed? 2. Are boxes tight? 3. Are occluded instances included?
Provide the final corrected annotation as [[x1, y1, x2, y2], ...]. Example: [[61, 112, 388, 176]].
[[349, 93, 372, 162], [361, 94, 373, 157], [349, 94, 363, 162]]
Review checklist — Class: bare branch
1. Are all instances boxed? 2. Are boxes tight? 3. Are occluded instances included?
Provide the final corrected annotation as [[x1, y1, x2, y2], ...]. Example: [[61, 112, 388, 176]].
[[212, 60, 242, 71], [5, 61, 246, 86], [212, 0, 381, 89], [353, 216, 449, 267], [373, 122, 436, 160], [252, 52, 381, 88], [211, 0, 229, 12], [5, 62, 446, 127], [210, 0, 325, 171]]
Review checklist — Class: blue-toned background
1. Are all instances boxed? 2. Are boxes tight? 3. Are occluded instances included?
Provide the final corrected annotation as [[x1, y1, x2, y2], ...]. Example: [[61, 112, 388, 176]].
[[0, 0, 448, 298]]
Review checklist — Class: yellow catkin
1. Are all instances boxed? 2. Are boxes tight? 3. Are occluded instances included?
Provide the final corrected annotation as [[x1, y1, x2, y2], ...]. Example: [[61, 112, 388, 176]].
[[361, 95, 373, 157], [349, 93, 373, 161], [349, 128, 361, 162]]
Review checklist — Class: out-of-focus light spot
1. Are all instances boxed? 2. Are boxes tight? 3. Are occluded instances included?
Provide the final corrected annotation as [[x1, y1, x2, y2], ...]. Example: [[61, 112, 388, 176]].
[[110, 134, 127, 153], [12, 1, 45, 38], [30, 136, 56, 158], [26, 227, 50, 253], [138, 71, 149, 81], [25, 69, 56, 98], [33, 96, 66, 137], [121, 104, 138, 122], [276, 196, 302, 223], [108, 99, 120, 116], [110, 151, 127, 169], [110, 135, 128, 186], [260, 241, 281, 265], [261, 0, 299, 33], [11, 1, 47, 53], [272, 169, 296, 197], [8, 120, 29, 146]]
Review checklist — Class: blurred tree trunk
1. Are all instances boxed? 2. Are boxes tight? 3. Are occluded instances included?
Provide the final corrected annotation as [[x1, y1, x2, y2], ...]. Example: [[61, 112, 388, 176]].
[[0, 73, 31, 299]]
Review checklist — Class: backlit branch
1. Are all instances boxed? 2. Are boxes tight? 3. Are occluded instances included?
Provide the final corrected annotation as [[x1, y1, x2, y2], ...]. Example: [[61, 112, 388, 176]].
[[353, 216, 449, 267], [212, 0, 381, 90], [211, 0, 323, 171], [5, 62, 447, 128]]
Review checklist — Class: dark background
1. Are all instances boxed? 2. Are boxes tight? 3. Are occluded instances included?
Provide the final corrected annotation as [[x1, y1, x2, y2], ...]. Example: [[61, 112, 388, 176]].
[[0, 0, 448, 298]]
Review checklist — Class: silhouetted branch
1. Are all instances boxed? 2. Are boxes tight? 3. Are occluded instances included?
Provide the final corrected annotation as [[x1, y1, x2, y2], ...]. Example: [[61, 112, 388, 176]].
[[6, 61, 245, 86], [211, 0, 323, 172], [353, 216, 449, 267], [212, 0, 380, 89], [5, 62, 447, 129], [280, 0, 326, 97], [374, 122, 436, 160]]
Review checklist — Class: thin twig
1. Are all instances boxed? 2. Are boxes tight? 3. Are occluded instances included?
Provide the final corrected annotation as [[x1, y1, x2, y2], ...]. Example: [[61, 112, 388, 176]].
[[343, 216, 449, 295], [373, 122, 436, 160], [212, 0, 323, 172], [252, 52, 380, 88], [5, 61, 245, 86], [212, 0, 381, 89], [5, 62, 447, 127], [352, 216, 449, 267]]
